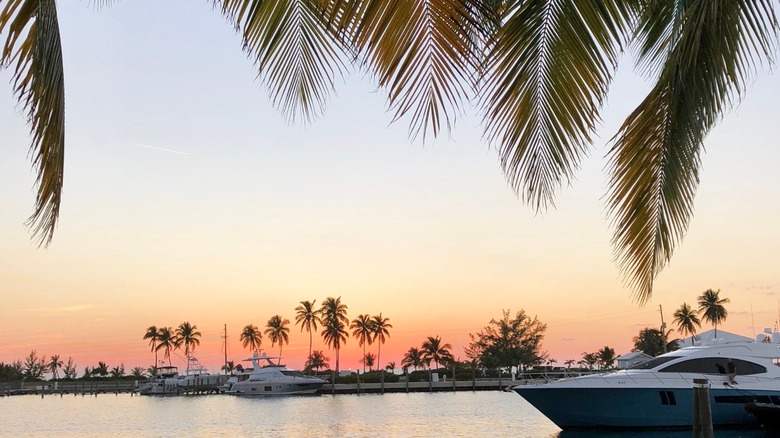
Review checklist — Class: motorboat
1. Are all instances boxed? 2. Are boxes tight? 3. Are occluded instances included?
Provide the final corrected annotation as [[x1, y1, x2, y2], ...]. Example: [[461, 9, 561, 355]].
[[134, 365, 181, 395], [173, 356, 225, 390], [514, 331, 780, 429], [220, 352, 326, 395], [135, 356, 224, 395]]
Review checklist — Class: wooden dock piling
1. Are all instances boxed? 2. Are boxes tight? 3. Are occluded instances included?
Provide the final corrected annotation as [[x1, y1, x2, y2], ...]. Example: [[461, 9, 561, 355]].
[[692, 378, 713, 438]]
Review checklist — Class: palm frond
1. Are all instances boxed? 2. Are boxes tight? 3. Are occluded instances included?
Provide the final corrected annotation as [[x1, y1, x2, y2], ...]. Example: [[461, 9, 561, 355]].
[[218, 0, 347, 123], [608, 0, 779, 303], [334, 0, 482, 141], [481, 0, 632, 210], [1, 0, 65, 246]]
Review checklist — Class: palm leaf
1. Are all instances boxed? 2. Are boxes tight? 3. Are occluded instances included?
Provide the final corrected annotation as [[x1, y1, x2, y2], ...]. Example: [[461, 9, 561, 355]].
[[332, 0, 482, 141], [481, 0, 632, 210], [218, 0, 348, 123], [1, 0, 65, 246], [608, 0, 778, 303]]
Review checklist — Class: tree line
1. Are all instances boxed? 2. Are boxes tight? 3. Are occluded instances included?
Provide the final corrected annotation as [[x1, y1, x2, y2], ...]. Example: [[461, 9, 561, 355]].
[[234, 297, 393, 377], [0, 350, 147, 382], [0, 289, 731, 382]]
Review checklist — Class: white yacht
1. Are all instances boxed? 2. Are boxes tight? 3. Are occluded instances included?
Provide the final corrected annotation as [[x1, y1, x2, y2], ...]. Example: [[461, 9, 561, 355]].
[[134, 365, 181, 395], [514, 331, 780, 429], [135, 356, 224, 395], [221, 352, 326, 396]]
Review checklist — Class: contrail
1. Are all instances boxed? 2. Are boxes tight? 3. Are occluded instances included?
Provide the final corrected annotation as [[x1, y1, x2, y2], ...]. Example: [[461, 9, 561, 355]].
[[138, 143, 189, 155]]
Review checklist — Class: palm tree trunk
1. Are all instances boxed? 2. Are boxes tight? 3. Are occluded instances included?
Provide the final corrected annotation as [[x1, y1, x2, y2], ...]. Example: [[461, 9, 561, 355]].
[[377, 343, 381, 371], [308, 331, 313, 367], [362, 344, 366, 373]]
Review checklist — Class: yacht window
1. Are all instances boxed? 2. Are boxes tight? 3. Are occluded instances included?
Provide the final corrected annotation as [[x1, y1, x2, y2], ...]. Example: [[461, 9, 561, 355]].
[[628, 356, 680, 370], [659, 358, 766, 375]]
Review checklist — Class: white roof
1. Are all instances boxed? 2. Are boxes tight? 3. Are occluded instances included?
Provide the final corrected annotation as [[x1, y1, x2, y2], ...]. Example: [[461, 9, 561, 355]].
[[677, 329, 753, 348], [617, 352, 653, 361]]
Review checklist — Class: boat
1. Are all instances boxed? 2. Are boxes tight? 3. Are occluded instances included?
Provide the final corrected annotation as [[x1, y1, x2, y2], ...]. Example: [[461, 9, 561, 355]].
[[513, 331, 780, 429], [220, 352, 327, 396], [135, 356, 224, 395], [134, 365, 181, 395]]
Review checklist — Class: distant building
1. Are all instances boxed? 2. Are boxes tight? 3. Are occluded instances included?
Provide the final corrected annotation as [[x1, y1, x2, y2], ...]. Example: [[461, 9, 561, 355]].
[[616, 352, 653, 369]]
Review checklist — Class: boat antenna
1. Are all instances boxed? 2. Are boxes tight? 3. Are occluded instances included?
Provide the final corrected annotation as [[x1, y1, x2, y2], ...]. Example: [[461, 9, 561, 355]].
[[751, 304, 756, 337], [659, 304, 667, 353]]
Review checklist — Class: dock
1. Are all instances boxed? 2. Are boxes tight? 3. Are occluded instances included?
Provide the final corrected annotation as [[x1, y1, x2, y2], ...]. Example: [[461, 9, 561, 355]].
[[2, 377, 531, 397]]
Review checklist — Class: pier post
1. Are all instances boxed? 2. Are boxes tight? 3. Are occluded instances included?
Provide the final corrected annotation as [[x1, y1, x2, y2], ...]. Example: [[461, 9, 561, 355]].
[[380, 371, 385, 394], [692, 378, 713, 438], [452, 365, 456, 391]]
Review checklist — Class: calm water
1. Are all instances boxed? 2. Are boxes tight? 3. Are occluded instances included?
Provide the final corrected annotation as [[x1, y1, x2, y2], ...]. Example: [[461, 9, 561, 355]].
[[0, 391, 773, 437]]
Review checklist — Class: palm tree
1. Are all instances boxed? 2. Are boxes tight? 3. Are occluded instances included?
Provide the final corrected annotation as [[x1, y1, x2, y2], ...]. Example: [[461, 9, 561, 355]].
[[581, 352, 598, 370], [175, 322, 202, 358], [221, 361, 235, 374], [320, 297, 349, 378], [264, 315, 291, 361], [673, 302, 702, 345], [633, 328, 680, 357], [306, 350, 329, 373], [48, 354, 63, 380], [143, 326, 161, 366], [240, 324, 263, 354], [94, 362, 109, 378], [385, 361, 396, 373], [564, 359, 575, 369], [4, 2, 776, 307], [372, 313, 392, 371], [402, 347, 424, 372], [698, 289, 730, 337], [363, 352, 376, 371], [295, 300, 321, 367], [130, 367, 146, 379], [350, 314, 374, 373], [421, 336, 453, 369], [110, 364, 125, 379], [155, 327, 179, 366], [597, 347, 616, 370]]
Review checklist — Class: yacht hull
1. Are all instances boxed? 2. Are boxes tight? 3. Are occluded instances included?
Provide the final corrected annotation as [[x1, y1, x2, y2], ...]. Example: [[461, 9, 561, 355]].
[[514, 385, 777, 429], [223, 381, 324, 396]]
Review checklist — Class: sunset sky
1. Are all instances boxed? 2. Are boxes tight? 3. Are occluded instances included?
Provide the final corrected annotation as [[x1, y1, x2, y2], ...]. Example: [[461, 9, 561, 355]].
[[1, 2, 779, 374]]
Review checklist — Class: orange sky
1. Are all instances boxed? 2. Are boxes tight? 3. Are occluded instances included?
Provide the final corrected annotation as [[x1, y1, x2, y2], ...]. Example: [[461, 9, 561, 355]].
[[1, 2, 779, 375]]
